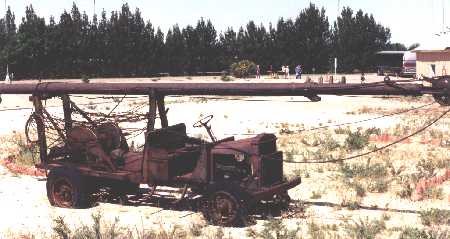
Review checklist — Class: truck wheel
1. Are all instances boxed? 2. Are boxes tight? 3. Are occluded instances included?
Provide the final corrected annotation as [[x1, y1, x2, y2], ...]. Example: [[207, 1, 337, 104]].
[[274, 192, 291, 209], [206, 190, 247, 227], [46, 168, 91, 208]]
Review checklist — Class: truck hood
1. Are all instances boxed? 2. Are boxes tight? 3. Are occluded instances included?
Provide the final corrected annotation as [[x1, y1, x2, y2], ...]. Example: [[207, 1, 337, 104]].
[[212, 133, 277, 155]]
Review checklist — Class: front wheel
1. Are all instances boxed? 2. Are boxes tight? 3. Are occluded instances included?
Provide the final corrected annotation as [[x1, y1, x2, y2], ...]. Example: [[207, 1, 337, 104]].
[[205, 190, 247, 227], [46, 167, 91, 208], [274, 192, 291, 209]]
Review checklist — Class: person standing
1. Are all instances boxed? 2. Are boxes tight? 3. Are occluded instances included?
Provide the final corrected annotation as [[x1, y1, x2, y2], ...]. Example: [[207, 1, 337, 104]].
[[285, 65, 290, 79], [256, 65, 261, 79], [295, 64, 302, 79]]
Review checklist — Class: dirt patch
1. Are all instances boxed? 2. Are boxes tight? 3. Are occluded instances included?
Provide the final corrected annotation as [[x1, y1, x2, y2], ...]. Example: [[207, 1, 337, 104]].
[[1, 157, 45, 177]]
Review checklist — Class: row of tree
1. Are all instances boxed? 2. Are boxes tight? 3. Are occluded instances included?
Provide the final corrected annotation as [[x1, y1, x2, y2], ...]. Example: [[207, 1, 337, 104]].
[[0, 3, 401, 79]]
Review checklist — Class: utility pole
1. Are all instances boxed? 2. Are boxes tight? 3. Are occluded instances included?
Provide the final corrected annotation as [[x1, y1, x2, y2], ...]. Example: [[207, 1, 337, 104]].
[[442, 0, 445, 34], [337, 0, 340, 17], [3, 0, 9, 84], [335, 0, 340, 79]]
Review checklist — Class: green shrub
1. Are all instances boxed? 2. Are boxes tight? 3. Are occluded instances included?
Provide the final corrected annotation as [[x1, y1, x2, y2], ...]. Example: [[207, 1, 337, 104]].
[[349, 181, 366, 197], [188, 222, 203, 237], [9, 133, 38, 167], [346, 201, 360, 210], [230, 60, 256, 78], [367, 179, 388, 193], [397, 182, 413, 199], [419, 208, 450, 226], [344, 128, 380, 151], [53, 216, 71, 239], [246, 217, 300, 239], [335, 127, 352, 135], [323, 137, 340, 151], [344, 218, 386, 239], [81, 75, 90, 83], [308, 221, 326, 239], [221, 74, 233, 82], [399, 227, 449, 239], [52, 212, 189, 239], [345, 131, 369, 151], [423, 187, 444, 200], [310, 190, 323, 199], [340, 163, 387, 179]]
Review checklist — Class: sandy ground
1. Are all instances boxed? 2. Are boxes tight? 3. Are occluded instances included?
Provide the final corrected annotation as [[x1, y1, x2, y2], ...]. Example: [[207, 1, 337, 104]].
[[0, 74, 448, 238]]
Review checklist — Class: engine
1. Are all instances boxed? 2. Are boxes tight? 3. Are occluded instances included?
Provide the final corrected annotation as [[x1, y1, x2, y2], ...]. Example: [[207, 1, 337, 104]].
[[212, 133, 283, 189]]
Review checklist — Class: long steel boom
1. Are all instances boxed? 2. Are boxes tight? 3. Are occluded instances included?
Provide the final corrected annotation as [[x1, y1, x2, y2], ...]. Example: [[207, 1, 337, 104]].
[[0, 81, 446, 97]]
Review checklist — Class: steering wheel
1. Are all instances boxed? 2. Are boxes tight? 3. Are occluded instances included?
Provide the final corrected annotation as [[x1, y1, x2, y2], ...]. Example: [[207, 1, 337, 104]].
[[193, 115, 214, 128]]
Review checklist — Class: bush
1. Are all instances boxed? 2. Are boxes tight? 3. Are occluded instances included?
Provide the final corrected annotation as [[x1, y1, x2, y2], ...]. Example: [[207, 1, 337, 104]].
[[344, 218, 386, 239], [246, 217, 300, 239], [8, 133, 38, 167], [348, 181, 366, 197], [52, 212, 189, 239], [310, 190, 323, 199], [307, 221, 326, 239], [345, 131, 369, 151], [343, 200, 361, 210], [399, 227, 449, 239], [397, 182, 413, 199], [419, 208, 450, 226], [344, 128, 380, 151], [230, 60, 256, 78], [340, 163, 387, 179], [423, 186, 444, 200], [221, 74, 233, 82], [367, 179, 388, 193], [81, 75, 90, 83]]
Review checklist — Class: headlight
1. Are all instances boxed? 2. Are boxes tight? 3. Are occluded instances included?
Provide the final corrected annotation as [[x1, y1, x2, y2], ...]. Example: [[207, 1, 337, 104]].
[[235, 153, 246, 162]]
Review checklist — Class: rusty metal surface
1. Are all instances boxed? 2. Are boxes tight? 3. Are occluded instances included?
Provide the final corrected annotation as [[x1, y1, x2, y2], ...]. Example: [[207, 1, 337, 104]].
[[0, 81, 446, 96], [251, 177, 302, 201]]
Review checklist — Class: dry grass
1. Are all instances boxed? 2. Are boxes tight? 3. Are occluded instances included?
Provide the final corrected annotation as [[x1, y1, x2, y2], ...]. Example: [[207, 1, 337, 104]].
[[1, 85, 449, 239], [0, 132, 38, 167]]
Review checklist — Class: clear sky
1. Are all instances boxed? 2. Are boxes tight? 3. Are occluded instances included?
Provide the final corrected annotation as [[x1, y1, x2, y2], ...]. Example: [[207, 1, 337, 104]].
[[2, 0, 449, 47]]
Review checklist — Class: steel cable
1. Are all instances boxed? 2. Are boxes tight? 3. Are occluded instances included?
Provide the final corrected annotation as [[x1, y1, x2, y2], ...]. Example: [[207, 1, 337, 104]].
[[283, 107, 450, 164]]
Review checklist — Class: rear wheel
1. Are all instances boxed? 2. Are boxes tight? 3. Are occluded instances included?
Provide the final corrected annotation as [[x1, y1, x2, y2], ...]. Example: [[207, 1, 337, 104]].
[[46, 168, 92, 208]]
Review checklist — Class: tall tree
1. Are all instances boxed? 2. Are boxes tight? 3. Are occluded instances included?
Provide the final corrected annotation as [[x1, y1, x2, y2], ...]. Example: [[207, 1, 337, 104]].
[[165, 24, 186, 74], [294, 3, 331, 72], [332, 7, 391, 72], [218, 27, 238, 69], [15, 5, 47, 78], [195, 18, 218, 71]]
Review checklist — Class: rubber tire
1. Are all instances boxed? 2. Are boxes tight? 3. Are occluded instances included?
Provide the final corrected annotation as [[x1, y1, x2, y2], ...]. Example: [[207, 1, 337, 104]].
[[46, 167, 92, 208], [203, 183, 250, 227], [274, 191, 291, 210]]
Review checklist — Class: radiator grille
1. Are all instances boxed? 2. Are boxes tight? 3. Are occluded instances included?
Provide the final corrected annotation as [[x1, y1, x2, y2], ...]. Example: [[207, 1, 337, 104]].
[[261, 152, 283, 186]]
